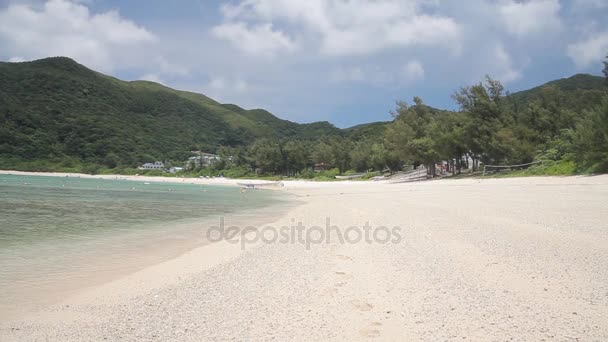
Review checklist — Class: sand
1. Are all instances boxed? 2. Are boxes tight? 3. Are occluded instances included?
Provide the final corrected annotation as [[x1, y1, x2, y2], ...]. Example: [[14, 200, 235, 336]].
[[1, 173, 608, 341], [0, 170, 385, 188]]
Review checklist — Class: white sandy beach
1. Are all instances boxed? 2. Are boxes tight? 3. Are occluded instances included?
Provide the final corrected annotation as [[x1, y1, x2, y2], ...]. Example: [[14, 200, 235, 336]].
[[1, 172, 608, 341], [0, 170, 379, 188]]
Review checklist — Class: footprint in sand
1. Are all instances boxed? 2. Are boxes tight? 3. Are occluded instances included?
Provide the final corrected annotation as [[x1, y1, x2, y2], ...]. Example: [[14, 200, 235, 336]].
[[334, 271, 353, 280], [350, 300, 374, 311], [334, 271, 352, 287], [360, 322, 382, 338]]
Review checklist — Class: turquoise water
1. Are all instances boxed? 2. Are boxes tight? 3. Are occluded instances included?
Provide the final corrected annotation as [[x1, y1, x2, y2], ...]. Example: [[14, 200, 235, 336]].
[[0, 174, 286, 317]]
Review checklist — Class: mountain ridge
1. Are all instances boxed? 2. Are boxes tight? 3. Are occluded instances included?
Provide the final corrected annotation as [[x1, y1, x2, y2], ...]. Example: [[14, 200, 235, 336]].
[[0, 56, 605, 170]]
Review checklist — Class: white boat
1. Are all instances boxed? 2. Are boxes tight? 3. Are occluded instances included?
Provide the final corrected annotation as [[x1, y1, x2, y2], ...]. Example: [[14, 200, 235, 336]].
[[236, 181, 284, 189], [335, 174, 364, 180]]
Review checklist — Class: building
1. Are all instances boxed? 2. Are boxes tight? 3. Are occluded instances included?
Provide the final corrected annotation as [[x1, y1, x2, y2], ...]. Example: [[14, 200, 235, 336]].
[[168, 167, 184, 174], [138, 161, 165, 170], [186, 152, 220, 169]]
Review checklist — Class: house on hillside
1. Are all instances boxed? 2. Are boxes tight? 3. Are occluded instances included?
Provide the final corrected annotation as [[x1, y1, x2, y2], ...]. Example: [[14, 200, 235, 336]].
[[168, 167, 184, 174], [138, 161, 165, 170], [186, 151, 220, 169]]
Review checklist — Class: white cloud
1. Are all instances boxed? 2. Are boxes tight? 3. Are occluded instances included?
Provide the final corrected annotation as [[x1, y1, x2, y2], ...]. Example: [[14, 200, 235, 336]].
[[403, 60, 425, 82], [208, 77, 227, 91], [211, 22, 297, 58], [156, 56, 189, 77], [8, 56, 26, 62], [492, 44, 522, 83], [234, 79, 249, 93], [499, 0, 562, 36], [567, 31, 608, 69], [468, 43, 522, 84], [330, 66, 366, 83], [139, 73, 165, 84], [329, 61, 425, 86], [0, 0, 155, 72], [212, 0, 462, 57], [202, 76, 251, 102]]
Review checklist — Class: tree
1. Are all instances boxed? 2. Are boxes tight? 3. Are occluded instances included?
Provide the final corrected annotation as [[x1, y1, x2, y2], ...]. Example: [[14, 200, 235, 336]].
[[249, 139, 283, 174], [385, 98, 440, 175], [370, 143, 401, 173], [350, 141, 372, 172], [329, 137, 353, 174], [570, 56, 608, 172], [218, 146, 247, 168], [312, 137, 353, 174], [312, 141, 334, 165], [603, 53, 608, 84], [427, 111, 468, 174], [283, 140, 310, 176], [385, 116, 416, 163], [452, 76, 507, 168], [572, 97, 608, 172]]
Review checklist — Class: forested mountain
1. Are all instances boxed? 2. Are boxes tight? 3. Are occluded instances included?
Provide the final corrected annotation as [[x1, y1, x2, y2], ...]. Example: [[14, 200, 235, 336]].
[[384, 73, 607, 175], [0, 56, 606, 174], [507, 74, 605, 113], [0, 57, 342, 170]]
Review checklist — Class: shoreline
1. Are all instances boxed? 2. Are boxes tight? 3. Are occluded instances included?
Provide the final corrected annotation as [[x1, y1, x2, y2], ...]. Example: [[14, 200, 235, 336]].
[[0, 202, 299, 321], [3, 169, 607, 189], [0, 169, 389, 189], [1, 173, 608, 340], [0, 174, 299, 320]]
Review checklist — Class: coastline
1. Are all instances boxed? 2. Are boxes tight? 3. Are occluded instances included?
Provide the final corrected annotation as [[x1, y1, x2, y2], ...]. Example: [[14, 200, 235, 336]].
[[0, 169, 251, 187], [0, 173, 298, 320], [1, 173, 608, 340], [0, 169, 389, 189]]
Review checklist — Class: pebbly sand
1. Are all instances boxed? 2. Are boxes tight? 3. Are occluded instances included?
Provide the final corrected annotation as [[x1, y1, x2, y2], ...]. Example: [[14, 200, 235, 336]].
[[1, 172, 608, 341]]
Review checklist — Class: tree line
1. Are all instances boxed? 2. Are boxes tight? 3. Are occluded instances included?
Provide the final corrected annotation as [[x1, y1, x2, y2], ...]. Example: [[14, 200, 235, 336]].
[[2, 56, 606, 176], [199, 55, 608, 177], [190, 137, 400, 178]]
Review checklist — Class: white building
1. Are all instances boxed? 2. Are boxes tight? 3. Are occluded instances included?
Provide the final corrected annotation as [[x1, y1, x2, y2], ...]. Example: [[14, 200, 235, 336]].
[[187, 152, 220, 169], [168, 167, 184, 174], [138, 161, 165, 170]]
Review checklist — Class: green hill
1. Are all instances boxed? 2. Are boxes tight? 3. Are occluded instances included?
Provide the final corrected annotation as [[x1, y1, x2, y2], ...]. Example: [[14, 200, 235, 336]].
[[0, 57, 342, 170], [507, 74, 606, 113], [0, 57, 605, 173], [344, 121, 390, 141]]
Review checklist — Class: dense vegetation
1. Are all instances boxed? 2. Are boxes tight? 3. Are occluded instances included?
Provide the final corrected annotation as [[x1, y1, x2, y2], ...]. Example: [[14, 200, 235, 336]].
[[1, 56, 607, 177], [0, 57, 343, 172], [384, 70, 608, 175]]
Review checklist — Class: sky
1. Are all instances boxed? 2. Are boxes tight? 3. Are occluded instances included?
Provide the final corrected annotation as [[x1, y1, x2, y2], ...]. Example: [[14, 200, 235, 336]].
[[1, 0, 607, 128]]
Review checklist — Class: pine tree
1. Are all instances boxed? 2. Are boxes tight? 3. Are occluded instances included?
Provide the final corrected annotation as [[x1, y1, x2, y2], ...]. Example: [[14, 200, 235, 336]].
[[603, 53, 608, 85]]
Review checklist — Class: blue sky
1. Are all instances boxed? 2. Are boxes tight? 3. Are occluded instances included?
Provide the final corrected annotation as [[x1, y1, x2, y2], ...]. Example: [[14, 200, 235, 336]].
[[1, 0, 607, 127]]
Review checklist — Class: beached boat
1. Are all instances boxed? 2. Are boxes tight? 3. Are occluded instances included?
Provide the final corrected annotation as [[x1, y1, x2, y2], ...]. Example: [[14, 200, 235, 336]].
[[335, 174, 365, 180], [237, 181, 284, 189]]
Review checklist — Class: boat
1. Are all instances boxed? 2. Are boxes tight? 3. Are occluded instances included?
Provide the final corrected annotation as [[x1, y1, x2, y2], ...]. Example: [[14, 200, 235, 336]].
[[236, 181, 284, 190], [335, 174, 365, 180]]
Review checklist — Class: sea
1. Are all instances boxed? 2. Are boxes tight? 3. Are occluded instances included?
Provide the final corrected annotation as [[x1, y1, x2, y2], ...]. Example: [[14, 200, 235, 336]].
[[0, 174, 288, 318]]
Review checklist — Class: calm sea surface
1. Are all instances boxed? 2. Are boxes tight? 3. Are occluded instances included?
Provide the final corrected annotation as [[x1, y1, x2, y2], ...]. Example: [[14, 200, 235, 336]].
[[0, 174, 288, 318]]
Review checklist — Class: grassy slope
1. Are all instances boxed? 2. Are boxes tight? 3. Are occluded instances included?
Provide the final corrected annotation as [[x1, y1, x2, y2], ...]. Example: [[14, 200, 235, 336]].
[[0, 57, 248, 167], [507, 74, 606, 112], [0, 57, 344, 170]]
